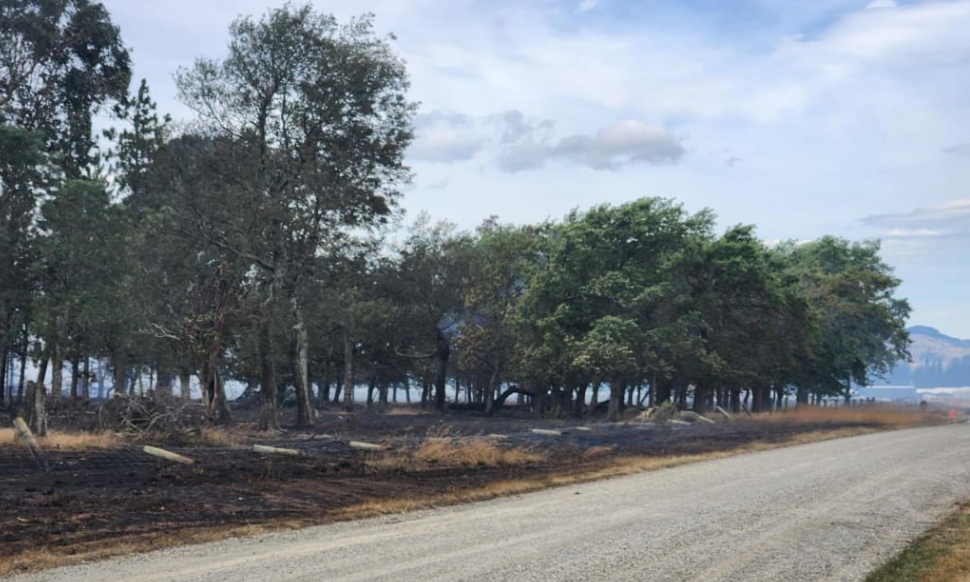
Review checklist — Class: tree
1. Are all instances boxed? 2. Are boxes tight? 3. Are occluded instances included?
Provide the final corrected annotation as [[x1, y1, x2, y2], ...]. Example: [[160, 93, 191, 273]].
[[782, 237, 911, 403], [0, 0, 131, 177], [392, 216, 472, 411], [458, 219, 544, 414], [174, 4, 415, 429], [0, 126, 45, 403]]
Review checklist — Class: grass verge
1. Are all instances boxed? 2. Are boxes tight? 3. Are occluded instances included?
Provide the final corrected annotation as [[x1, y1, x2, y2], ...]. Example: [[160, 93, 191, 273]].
[[865, 502, 970, 582]]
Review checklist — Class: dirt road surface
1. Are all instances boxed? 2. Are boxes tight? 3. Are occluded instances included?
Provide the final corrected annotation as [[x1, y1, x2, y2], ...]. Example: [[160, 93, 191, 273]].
[[9, 424, 970, 582]]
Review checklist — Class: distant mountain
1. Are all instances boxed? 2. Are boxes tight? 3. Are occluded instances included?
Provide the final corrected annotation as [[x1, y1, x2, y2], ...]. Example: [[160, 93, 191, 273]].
[[877, 326, 970, 388]]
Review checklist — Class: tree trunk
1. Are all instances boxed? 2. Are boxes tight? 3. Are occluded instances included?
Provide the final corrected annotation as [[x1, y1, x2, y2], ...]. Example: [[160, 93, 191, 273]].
[[81, 357, 90, 403], [751, 386, 763, 413], [69, 353, 80, 400], [258, 317, 279, 431], [0, 347, 7, 404], [607, 381, 623, 422], [378, 380, 389, 412], [36, 355, 49, 389], [656, 377, 671, 404], [573, 384, 587, 418], [179, 372, 191, 400], [693, 384, 708, 414], [342, 331, 354, 412], [155, 370, 174, 397], [24, 381, 47, 437], [319, 357, 331, 408], [213, 368, 231, 423], [366, 376, 375, 410], [16, 352, 27, 403], [796, 386, 809, 405], [292, 301, 312, 427], [421, 378, 430, 407], [111, 349, 126, 398], [434, 334, 449, 411], [589, 383, 599, 414], [730, 388, 741, 414], [485, 360, 501, 415], [51, 344, 64, 406]]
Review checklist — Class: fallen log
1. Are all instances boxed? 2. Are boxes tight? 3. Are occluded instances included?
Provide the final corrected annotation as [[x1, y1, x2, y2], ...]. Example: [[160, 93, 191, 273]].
[[349, 441, 385, 451], [253, 444, 302, 456], [530, 428, 563, 436], [716, 406, 734, 421], [680, 411, 716, 424], [143, 445, 194, 465]]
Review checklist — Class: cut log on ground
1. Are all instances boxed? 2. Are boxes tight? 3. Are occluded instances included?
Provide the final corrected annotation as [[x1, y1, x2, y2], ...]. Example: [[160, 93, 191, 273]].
[[12, 417, 48, 471], [680, 411, 716, 424], [349, 441, 384, 451], [530, 428, 563, 436], [253, 444, 302, 456], [143, 445, 195, 465]]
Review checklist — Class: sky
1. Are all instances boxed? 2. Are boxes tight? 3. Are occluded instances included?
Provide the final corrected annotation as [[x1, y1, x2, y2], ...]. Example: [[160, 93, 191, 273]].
[[101, 0, 970, 338]]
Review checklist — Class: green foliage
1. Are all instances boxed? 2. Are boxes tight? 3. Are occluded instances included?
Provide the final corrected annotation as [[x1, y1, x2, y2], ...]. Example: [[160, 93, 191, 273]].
[[0, 1, 913, 426]]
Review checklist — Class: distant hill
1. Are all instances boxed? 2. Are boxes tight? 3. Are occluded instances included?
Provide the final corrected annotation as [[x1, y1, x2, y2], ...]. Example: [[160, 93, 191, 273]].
[[877, 326, 970, 388]]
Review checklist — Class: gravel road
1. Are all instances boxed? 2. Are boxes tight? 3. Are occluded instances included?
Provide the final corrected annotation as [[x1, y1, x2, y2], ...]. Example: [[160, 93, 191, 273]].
[[11, 424, 970, 582]]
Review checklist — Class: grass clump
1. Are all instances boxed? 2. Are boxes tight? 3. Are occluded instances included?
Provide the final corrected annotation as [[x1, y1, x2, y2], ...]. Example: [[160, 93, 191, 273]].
[[866, 503, 970, 582], [748, 405, 945, 429]]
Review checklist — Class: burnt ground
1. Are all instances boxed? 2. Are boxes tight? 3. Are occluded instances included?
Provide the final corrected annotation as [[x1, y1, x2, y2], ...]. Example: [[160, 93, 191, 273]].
[[0, 405, 928, 576]]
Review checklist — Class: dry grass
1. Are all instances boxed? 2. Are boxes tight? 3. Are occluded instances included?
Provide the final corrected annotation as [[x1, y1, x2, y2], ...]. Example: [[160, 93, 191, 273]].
[[194, 427, 242, 447], [744, 405, 944, 428], [866, 502, 970, 582], [353, 426, 883, 518], [0, 423, 892, 578], [0, 428, 122, 450], [414, 437, 542, 467], [367, 436, 543, 472]]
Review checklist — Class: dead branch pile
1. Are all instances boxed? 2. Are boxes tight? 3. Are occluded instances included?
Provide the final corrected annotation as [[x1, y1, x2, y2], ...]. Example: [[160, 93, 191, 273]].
[[97, 392, 203, 436]]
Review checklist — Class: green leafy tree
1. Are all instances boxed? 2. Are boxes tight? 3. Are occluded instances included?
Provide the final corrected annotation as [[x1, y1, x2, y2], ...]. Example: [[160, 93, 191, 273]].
[[174, 4, 416, 429]]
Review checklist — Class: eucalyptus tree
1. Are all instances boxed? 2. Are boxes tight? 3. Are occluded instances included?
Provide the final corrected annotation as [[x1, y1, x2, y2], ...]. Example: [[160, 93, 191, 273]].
[[0, 0, 131, 177], [1, 0, 130, 404], [0, 126, 45, 402], [33, 180, 128, 403], [174, 4, 415, 429]]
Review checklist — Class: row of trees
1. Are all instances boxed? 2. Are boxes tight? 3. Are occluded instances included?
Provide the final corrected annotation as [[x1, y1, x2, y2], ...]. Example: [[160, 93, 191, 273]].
[[1, 1, 911, 433]]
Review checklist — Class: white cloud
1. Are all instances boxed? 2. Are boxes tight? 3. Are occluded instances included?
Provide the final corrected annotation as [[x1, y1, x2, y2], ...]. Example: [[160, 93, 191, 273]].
[[410, 129, 484, 162], [865, 0, 898, 10], [409, 111, 485, 162], [886, 228, 944, 237], [864, 199, 970, 232]]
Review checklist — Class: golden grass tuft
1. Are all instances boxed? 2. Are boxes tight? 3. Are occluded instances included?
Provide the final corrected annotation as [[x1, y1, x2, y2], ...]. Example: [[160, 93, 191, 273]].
[[195, 427, 242, 447], [0, 428, 122, 450], [745, 405, 943, 428], [414, 437, 542, 467], [366, 436, 544, 472]]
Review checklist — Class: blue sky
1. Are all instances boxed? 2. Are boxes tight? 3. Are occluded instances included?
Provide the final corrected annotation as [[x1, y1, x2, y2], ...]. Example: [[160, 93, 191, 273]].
[[102, 0, 970, 337]]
